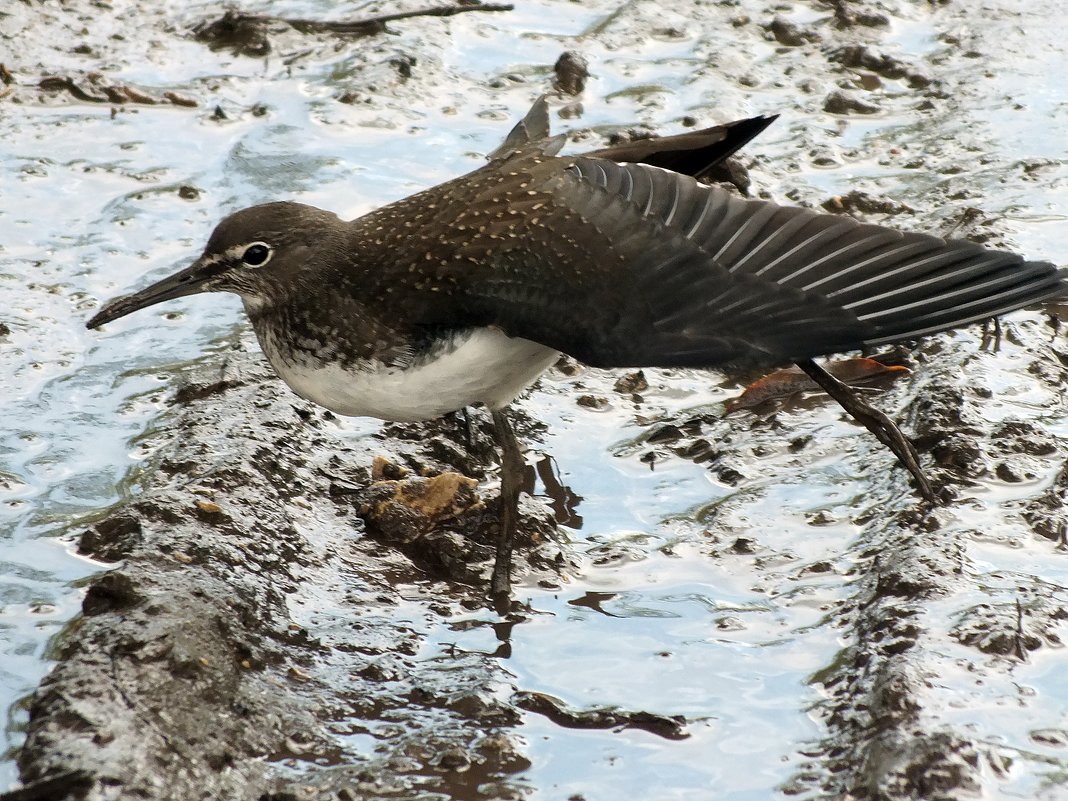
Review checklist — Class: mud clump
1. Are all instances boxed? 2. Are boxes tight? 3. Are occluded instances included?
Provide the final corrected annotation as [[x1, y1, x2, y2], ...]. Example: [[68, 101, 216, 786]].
[[612, 370, 648, 394], [830, 44, 932, 88], [194, 10, 272, 56], [356, 463, 562, 588], [765, 17, 820, 47], [356, 469, 488, 583], [78, 514, 143, 562], [553, 51, 589, 95], [823, 190, 915, 217], [823, 88, 880, 115]]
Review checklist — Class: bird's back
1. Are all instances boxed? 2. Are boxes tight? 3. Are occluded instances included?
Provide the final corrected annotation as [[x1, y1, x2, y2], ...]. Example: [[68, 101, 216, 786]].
[[342, 143, 1065, 370]]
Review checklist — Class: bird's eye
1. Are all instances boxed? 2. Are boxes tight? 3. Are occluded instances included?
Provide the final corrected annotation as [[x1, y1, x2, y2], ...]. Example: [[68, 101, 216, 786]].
[[241, 242, 272, 267]]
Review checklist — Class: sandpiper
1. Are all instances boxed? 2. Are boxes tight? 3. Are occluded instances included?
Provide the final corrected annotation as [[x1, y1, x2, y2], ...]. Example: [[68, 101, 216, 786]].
[[87, 97, 1067, 600]]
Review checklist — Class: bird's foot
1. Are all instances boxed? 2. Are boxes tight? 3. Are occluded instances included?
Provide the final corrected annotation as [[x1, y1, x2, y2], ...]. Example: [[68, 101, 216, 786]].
[[794, 359, 937, 504]]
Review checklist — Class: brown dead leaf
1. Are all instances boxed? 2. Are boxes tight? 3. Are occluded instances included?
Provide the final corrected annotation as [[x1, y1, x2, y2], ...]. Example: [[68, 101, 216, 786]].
[[725, 357, 909, 413]]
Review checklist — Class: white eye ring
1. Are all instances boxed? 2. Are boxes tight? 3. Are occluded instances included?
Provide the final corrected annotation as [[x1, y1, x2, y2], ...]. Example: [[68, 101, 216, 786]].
[[240, 242, 273, 268]]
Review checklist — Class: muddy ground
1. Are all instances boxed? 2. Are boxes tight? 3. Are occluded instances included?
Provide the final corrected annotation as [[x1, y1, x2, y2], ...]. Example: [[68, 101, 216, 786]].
[[3, 0, 1068, 799]]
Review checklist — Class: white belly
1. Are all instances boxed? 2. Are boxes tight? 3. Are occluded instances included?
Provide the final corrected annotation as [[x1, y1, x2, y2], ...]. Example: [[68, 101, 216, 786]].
[[260, 327, 559, 422]]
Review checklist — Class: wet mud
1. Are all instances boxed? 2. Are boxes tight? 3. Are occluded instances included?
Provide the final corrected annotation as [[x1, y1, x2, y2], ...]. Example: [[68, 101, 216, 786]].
[[3, 0, 1068, 799], [19, 342, 563, 801]]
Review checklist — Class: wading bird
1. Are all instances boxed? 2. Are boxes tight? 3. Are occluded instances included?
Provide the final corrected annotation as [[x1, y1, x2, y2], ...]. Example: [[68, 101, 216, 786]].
[[87, 97, 1067, 601]]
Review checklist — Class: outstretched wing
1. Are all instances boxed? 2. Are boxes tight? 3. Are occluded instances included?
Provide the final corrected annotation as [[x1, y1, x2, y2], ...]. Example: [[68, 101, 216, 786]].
[[580, 115, 778, 181], [443, 155, 1065, 369], [487, 94, 777, 180]]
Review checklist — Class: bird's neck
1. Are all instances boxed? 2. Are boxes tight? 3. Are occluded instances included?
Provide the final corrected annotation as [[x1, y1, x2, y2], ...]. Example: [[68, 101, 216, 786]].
[[242, 270, 408, 373]]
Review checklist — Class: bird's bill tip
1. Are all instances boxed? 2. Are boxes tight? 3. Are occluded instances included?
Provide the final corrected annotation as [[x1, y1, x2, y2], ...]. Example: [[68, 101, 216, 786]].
[[85, 261, 213, 330], [85, 290, 158, 330]]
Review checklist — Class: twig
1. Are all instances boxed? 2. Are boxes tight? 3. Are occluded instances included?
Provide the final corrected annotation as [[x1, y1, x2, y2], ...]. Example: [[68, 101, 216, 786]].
[[38, 75, 196, 107], [203, 3, 514, 43], [284, 3, 515, 34]]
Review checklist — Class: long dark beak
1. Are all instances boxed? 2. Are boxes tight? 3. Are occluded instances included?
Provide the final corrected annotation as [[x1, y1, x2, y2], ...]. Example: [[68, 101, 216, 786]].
[[86, 257, 222, 330]]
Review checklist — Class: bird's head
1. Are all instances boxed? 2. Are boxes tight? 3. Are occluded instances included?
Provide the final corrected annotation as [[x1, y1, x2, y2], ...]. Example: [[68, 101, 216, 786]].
[[86, 201, 343, 329]]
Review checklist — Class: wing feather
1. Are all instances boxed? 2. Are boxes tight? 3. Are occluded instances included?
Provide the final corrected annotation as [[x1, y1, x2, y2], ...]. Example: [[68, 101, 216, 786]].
[[523, 158, 1067, 366]]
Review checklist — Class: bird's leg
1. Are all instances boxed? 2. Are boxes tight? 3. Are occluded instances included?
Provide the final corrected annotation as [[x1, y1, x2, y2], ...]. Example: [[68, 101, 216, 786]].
[[490, 408, 524, 600], [793, 359, 937, 504], [447, 406, 476, 451], [459, 406, 475, 450]]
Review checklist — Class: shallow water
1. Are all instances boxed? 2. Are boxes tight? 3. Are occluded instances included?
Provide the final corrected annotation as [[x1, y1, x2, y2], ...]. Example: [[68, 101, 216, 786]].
[[2, 0, 1068, 796]]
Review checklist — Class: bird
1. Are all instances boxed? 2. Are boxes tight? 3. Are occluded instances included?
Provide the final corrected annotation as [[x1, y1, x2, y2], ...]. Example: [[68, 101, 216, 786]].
[[86, 96, 1067, 601]]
